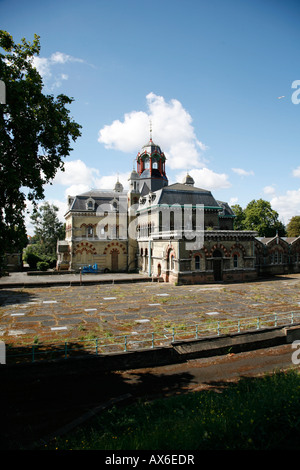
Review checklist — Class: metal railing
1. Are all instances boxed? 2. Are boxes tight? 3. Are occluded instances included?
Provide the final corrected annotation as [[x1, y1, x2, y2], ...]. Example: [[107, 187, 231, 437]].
[[6, 311, 300, 364]]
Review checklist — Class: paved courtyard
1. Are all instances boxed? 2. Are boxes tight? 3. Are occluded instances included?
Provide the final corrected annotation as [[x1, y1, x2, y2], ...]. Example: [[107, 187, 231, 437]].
[[1, 273, 300, 355]]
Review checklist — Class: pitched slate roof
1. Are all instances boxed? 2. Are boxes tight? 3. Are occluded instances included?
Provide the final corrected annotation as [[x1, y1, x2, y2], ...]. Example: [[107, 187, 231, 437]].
[[216, 200, 236, 217], [138, 183, 222, 211], [156, 183, 221, 208], [65, 189, 128, 214]]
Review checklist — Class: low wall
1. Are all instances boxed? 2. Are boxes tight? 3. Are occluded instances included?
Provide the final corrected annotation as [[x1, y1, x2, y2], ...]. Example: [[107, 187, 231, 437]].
[[176, 269, 257, 285], [2, 324, 298, 377]]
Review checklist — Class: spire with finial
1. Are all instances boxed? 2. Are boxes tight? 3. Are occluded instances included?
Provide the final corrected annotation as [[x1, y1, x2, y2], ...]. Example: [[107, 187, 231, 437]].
[[149, 118, 152, 141], [114, 173, 123, 192]]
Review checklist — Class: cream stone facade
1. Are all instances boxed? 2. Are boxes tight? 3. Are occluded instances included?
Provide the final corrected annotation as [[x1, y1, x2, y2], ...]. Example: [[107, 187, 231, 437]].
[[57, 136, 300, 284]]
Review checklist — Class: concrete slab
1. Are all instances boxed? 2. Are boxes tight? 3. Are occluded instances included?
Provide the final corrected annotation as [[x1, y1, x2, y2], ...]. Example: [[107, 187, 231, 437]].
[[2, 273, 300, 354]]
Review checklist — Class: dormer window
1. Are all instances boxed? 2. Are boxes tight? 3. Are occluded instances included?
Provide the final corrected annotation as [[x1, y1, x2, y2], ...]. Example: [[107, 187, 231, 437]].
[[86, 198, 95, 211], [68, 197, 74, 208], [111, 198, 118, 211]]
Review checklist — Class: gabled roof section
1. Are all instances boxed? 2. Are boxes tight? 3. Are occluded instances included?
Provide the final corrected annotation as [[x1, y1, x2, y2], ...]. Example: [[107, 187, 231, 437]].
[[137, 182, 222, 211], [257, 235, 289, 248], [65, 189, 127, 215], [156, 183, 221, 208], [217, 200, 236, 217], [283, 237, 300, 245]]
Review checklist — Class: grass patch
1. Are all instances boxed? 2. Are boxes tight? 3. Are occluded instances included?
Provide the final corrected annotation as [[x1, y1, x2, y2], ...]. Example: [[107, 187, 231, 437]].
[[42, 369, 300, 450]]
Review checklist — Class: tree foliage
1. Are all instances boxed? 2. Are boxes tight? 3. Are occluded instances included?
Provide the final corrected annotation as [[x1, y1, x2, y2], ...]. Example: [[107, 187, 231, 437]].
[[23, 202, 65, 270], [286, 216, 300, 237], [231, 199, 286, 237], [0, 31, 81, 270], [231, 204, 245, 231], [30, 201, 65, 254]]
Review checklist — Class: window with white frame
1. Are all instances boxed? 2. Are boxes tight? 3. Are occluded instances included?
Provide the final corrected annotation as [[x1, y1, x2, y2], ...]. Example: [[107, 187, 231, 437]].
[[86, 198, 94, 210], [87, 226, 93, 237]]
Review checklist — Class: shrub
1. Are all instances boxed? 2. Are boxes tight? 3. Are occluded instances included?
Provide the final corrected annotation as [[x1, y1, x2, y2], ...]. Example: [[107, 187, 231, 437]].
[[26, 252, 42, 270], [45, 256, 57, 268], [36, 261, 49, 271]]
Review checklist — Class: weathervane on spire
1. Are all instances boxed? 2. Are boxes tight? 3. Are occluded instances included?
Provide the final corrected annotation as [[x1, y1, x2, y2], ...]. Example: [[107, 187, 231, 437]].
[[149, 119, 152, 141]]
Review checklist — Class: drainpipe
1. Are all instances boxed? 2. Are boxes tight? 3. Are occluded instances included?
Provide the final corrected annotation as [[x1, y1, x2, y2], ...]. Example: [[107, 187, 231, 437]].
[[148, 239, 151, 277]]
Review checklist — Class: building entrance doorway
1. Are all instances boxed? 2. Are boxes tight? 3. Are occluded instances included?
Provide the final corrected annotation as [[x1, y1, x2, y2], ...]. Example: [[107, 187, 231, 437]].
[[165, 249, 174, 282], [213, 249, 223, 281], [111, 250, 119, 271]]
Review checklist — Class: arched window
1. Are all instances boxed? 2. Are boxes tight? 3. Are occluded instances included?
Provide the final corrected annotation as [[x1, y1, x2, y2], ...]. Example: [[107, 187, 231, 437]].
[[159, 211, 162, 232], [157, 264, 161, 276], [86, 198, 94, 210], [233, 254, 238, 268], [170, 211, 174, 231], [87, 226, 93, 237], [170, 255, 175, 271]]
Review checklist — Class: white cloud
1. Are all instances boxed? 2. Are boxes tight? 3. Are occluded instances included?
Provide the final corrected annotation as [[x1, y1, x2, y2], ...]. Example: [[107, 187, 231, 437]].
[[176, 168, 231, 190], [51, 159, 129, 199], [52, 160, 102, 199], [32, 51, 84, 88], [50, 52, 84, 65], [270, 189, 300, 224], [64, 184, 90, 198], [53, 160, 101, 187], [97, 173, 129, 191], [31, 56, 52, 79], [99, 111, 150, 153], [98, 92, 208, 170], [232, 168, 254, 176], [293, 167, 300, 177], [229, 197, 239, 205], [263, 185, 276, 195]]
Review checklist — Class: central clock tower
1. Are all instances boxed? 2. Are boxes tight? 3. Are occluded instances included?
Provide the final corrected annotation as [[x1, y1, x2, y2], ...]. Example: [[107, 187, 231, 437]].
[[136, 133, 168, 195]]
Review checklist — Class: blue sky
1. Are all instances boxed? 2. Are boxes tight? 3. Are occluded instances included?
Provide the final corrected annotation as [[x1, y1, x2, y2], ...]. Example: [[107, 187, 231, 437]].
[[1, 0, 300, 234]]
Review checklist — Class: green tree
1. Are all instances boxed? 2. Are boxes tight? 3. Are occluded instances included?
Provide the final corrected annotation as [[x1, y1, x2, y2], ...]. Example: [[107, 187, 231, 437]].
[[231, 204, 245, 230], [23, 202, 65, 270], [0, 31, 81, 272], [30, 202, 65, 255], [286, 216, 300, 237], [232, 199, 286, 237]]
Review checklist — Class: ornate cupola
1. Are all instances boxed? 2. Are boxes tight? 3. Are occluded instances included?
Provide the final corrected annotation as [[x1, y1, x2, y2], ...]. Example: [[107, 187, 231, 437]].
[[136, 124, 168, 194], [182, 173, 195, 186], [114, 177, 123, 193]]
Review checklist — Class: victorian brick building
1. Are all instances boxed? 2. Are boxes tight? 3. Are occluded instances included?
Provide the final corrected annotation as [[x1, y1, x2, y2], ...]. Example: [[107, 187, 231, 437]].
[[57, 136, 300, 284]]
